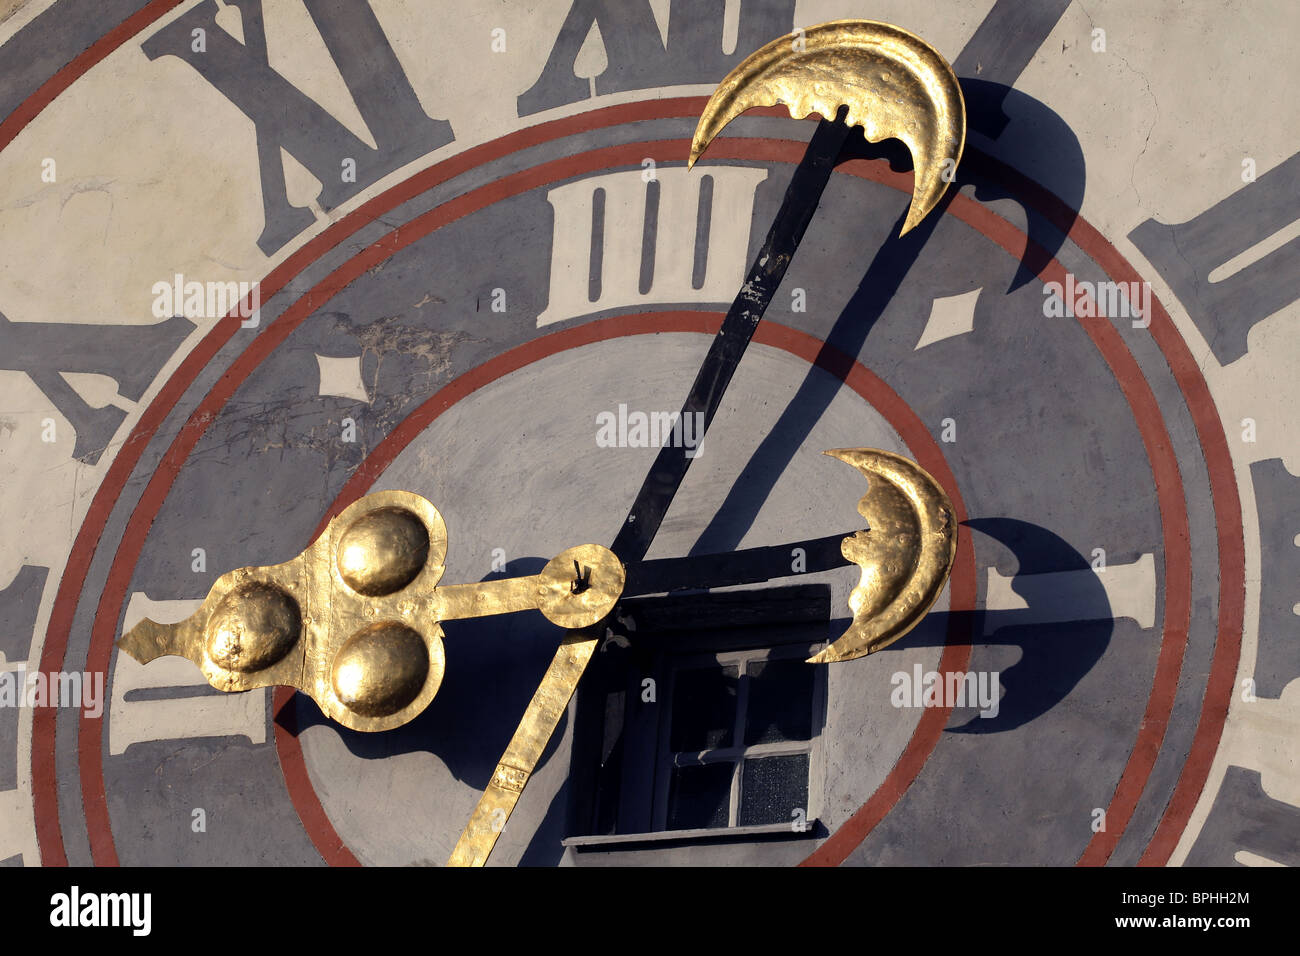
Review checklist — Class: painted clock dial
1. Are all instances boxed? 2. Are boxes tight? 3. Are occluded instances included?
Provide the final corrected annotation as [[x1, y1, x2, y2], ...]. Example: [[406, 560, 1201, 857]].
[[0, 0, 1295, 868]]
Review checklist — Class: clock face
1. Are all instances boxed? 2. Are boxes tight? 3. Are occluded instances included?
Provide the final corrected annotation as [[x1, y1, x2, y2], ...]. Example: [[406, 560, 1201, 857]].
[[1, 0, 1296, 868]]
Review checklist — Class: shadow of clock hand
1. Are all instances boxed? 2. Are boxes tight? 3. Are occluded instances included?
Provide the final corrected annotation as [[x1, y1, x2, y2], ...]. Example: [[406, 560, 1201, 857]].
[[869, 518, 1113, 734], [954, 517, 1113, 733], [959, 79, 1085, 293]]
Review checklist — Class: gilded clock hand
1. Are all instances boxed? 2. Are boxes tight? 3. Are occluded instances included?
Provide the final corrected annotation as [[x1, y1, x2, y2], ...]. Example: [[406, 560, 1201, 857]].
[[450, 20, 966, 866], [117, 490, 624, 733]]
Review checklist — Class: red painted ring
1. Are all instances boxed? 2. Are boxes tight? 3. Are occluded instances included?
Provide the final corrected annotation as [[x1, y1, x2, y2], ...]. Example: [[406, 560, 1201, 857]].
[[74, 140, 1193, 868], [20, 96, 1233, 866]]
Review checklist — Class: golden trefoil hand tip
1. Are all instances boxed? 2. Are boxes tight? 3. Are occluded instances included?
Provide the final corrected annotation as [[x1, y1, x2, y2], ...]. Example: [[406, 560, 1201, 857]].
[[116, 448, 955, 732], [116, 489, 624, 733], [688, 19, 966, 235]]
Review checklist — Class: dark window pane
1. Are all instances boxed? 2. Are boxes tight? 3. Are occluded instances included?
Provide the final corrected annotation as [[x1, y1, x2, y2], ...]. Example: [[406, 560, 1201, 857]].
[[738, 754, 809, 826], [668, 762, 734, 830], [744, 658, 814, 745], [670, 665, 738, 751]]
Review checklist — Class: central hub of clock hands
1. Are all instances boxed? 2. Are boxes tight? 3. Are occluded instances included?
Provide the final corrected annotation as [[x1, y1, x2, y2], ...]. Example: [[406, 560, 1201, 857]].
[[114, 18, 967, 866], [570, 560, 592, 595]]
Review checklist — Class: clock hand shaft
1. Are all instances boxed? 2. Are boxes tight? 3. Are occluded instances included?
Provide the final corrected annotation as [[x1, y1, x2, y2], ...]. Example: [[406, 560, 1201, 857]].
[[622, 531, 850, 596], [610, 111, 853, 563], [430, 543, 623, 629]]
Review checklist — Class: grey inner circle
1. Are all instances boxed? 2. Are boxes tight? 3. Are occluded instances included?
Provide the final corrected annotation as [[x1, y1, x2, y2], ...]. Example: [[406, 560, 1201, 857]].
[[297, 335, 948, 866]]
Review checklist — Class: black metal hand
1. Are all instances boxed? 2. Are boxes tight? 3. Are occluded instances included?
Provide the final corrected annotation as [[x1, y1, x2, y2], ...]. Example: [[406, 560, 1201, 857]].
[[621, 531, 850, 596], [609, 110, 853, 564]]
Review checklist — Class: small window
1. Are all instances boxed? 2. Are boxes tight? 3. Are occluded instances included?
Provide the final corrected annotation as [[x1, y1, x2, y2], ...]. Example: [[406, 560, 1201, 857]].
[[564, 585, 829, 845], [657, 645, 817, 830]]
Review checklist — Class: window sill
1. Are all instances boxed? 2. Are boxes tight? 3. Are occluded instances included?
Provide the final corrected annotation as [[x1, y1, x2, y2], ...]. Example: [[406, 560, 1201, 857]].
[[562, 820, 820, 850]]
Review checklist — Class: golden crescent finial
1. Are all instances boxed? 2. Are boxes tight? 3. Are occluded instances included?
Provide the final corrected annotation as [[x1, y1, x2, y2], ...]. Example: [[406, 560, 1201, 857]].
[[809, 448, 957, 663], [690, 19, 966, 235]]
